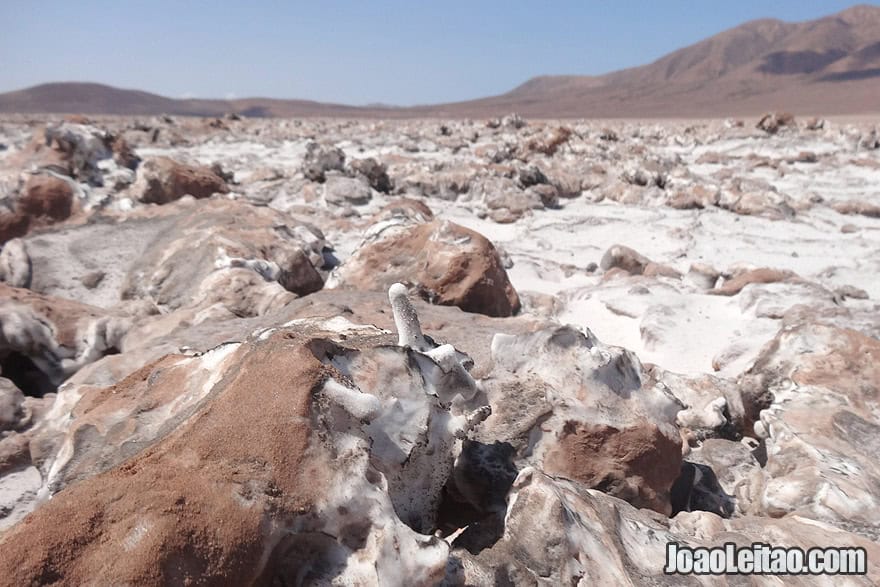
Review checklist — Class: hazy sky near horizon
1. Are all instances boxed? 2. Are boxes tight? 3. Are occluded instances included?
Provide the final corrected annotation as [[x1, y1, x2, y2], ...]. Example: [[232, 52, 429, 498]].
[[0, 1, 869, 105]]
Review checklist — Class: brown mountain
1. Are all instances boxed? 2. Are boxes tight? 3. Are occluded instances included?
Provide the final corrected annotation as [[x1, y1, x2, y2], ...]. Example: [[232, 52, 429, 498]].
[[2, 4, 879, 118]]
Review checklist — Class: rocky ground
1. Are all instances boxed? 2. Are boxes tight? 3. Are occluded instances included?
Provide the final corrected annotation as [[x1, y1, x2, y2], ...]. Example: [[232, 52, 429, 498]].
[[0, 112, 878, 585]]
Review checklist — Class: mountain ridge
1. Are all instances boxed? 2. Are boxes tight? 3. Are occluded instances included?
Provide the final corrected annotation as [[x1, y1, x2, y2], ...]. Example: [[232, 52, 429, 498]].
[[2, 4, 880, 118]]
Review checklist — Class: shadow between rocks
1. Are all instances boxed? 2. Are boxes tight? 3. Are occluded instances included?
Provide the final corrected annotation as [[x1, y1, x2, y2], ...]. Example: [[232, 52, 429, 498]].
[[436, 440, 519, 554], [670, 461, 735, 517]]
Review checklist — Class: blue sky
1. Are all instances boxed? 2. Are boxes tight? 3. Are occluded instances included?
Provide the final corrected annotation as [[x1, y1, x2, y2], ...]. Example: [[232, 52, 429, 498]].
[[0, 1, 869, 105]]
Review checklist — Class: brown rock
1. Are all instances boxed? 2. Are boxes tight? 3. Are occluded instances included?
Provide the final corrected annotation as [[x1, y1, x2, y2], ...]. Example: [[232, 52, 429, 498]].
[[109, 134, 140, 170], [130, 156, 229, 204], [348, 157, 392, 193], [79, 270, 106, 289], [599, 244, 652, 275], [276, 248, 324, 296], [334, 219, 520, 317], [375, 198, 434, 222], [18, 175, 75, 221], [832, 199, 880, 218], [524, 126, 572, 156], [756, 111, 795, 134], [472, 326, 684, 516], [709, 268, 794, 296], [0, 340, 321, 585], [667, 184, 719, 209], [1, 174, 78, 244], [544, 420, 682, 513]]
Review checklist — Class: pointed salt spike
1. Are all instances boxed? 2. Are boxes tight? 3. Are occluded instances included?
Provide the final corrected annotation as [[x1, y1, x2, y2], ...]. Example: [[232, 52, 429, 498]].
[[388, 283, 430, 351]]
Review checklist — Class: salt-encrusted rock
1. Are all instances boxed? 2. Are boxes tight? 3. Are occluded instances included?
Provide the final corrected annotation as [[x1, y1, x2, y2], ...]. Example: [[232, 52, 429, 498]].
[[0, 238, 32, 287], [120, 199, 326, 311], [0, 174, 78, 244], [523, 126, 571, 156], [805, 117, 826, 130], [9, 123, 113, 185], [454, 468, 880, 584], [322, 174, 372, 206], [666, 184, 720, 209], [129, 156, 229, 204], [600, 244, 648, 274], [685, 262, 721, 290], [348, 157, 392, 193], [332, 219, 520, 317], [740, 323, 880, 527], [719, 191, 797, 219], [756, 111, 795, 134], [0, 296, 486, 584], [0, 283, 130, 396], [470, 325, 683, 514], [401, 168, 473, 200], [301, 141, 345, 182], [656, 370, 746, 445]]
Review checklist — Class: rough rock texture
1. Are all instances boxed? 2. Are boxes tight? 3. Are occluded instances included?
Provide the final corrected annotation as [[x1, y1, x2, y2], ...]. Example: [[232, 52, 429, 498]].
[[452, 468, 880, 585], [741, 323, 880, 528], [119, 199, 325, 311], [0, 114, 878, 584], [471, 325, 683, 515], [322, 174, 372, 206], [0, 295, 486, 584], [332, 218, 520, 317], [301, 141, 345, 182], [8, 123, 114, 185], [0, 283, 129, 394], [129, 156, 229, 204], [0, 173, 78, 243], [756, 111, 795, 134], [349, 157, 392, 193]]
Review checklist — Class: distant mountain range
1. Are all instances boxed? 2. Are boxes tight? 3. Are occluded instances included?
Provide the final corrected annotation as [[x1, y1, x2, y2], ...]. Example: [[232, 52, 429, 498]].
[[2, 4, 879, 118]]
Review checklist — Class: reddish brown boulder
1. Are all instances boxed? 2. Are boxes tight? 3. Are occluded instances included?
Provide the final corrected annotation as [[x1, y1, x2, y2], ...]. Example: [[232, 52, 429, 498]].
[[0, 174, 77, 244], [544, 420, 682, 513], [334, 219, 520, 317], [0, 341, 325, 585], [130, 156, 229, 204], [17, 174, 75, 222]]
